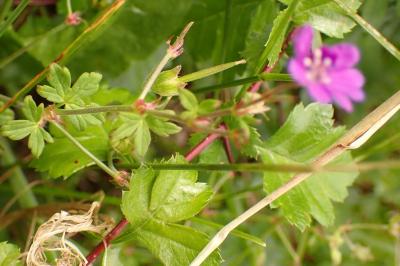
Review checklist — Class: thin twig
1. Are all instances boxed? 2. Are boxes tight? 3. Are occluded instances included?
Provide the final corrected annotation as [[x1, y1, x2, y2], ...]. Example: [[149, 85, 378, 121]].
[[190, 90, 400, 265]]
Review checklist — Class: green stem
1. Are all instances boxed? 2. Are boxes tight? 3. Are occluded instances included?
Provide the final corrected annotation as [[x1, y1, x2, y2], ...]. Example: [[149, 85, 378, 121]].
[[138, 53, 172, 100], [57, 105, 133, 115], [193, 73, 292, 94], [0, 137, 37, 208], [121, 159, 400, 173], [66, 0, 73, 15], [56, 105, 186, 124], [0, 0, 13, 22], [333, 0, 400, 61], [50, 121, 120, 180], [0, 0, 29, 39], [0, 23, 67, 69]]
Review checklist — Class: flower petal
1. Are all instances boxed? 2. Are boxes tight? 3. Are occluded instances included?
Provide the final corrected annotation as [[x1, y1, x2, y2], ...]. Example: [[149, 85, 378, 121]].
[[306, 83, 332, 104], [327, 69, 365, 101], [332, 92, 354, 112], [288, 59, 309, 86], [328, 43, 361, 69], [292, 25, 313, 58]]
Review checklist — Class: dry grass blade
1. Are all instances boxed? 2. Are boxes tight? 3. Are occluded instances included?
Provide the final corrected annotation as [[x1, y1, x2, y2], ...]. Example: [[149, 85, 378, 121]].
[[190, 90, 400, 265]]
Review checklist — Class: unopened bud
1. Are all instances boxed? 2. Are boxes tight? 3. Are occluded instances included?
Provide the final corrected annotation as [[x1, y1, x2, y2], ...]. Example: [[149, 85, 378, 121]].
[[153, 66, 187, 96], [65, 12, 82, 26]]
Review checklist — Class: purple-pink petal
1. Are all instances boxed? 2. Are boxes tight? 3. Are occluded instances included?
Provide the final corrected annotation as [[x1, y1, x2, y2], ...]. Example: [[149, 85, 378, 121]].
[[331, 92, 354, 112], [288, 25, 365, 112], [288, 59, 309, 86], [306, 83, 332, 104], [327, 43, 361, 69], [327, 69, 365, 101], [292, 25, 313, 58]]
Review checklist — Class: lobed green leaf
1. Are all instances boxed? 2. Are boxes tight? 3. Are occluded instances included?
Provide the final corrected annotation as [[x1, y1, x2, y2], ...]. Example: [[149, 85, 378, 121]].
[[262, 103, 358, 230], [0, 242, 21, 266]]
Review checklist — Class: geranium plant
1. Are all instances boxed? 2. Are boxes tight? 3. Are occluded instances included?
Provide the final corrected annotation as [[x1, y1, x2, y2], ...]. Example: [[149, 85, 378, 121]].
[[1, 0, 400, 265]]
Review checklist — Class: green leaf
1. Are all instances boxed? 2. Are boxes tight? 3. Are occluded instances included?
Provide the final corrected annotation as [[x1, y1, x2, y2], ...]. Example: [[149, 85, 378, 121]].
[[28, 127, 46, 158], [257, 0, 299, 70], [149, 155, 213, 222], [0, 101, 14, 124], [30, 125, 109, 178], [1, 96, 52, 157], [120, 154, 219, 265], [1, 120, 36, 140], [241, 0, 278, 73], [113, 113, 151, 158], [38, 63, 70, 103], [224, 116, 263, 158], [91, 87, 136, 105], [134, 118, 151, 158], [133, 221, 220, 266], [262, 103, 358, 230], [22, 95, 43, 122], [179, 88, 198, 111], [198, 99, 221, 115], [0, 242, 21, 266], [280, 0, 361, 38], [152, 66, 186, 96], [189, 133, 227, 164], [146, 115, 181, 137], [64, 103, 103, 131], [37, 64, 103, 131], [65, 0, 192, 79], [69, 72, 102, 98], [112, 113, 141, 141]]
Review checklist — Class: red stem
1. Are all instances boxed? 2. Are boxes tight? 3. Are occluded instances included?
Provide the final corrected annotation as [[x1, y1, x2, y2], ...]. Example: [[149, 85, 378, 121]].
[[85, 136, 215, 265], [184, 131, 221, 162], [85, 218, 129, 265], [220, 123, 235, 164]]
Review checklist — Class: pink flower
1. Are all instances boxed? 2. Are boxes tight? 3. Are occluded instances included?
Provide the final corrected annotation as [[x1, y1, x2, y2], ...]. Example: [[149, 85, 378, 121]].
[[288, 25, 365, 112]]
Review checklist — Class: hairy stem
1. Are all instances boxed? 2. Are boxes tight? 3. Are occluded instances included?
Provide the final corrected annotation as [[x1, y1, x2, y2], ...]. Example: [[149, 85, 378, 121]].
[[57, 105, 133, 115], [190, 90, 400, 265], [138, 53, 172, 100], [50, 122, 120, 181]]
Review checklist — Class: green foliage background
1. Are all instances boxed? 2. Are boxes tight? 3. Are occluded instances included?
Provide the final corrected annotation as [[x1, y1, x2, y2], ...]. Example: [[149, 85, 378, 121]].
[[1, 0, 400, 265]]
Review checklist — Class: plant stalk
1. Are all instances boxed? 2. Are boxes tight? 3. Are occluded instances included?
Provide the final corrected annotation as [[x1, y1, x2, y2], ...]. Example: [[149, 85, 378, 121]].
[[190, 90, 400, 265]]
